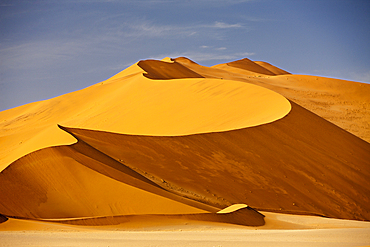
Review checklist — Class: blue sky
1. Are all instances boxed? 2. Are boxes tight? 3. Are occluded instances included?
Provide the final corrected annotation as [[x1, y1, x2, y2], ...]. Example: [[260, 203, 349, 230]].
[[1, 0, 369, 111]]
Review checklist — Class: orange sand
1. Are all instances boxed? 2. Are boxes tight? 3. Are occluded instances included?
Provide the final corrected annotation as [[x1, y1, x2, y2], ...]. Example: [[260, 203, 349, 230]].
[[0, 59, 291, 171], [0, 56, 369, 242]]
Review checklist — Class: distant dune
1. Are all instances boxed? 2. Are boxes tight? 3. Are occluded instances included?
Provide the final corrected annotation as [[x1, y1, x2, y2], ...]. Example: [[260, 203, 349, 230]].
[[0, 56, 369, 232]]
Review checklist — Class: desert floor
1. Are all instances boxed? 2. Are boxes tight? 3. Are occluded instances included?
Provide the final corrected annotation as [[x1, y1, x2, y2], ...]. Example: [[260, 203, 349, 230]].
[[1, 212, 370, 247]]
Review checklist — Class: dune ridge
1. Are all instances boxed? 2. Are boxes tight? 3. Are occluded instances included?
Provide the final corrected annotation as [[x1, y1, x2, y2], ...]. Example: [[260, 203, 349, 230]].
[[0, 56, 369, 232], [0, 65, 291, 171], [223, 57, 277, 75], [175, 58, 370, 142]]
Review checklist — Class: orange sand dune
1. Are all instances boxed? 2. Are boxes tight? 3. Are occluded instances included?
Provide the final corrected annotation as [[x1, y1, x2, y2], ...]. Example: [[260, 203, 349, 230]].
[[50, 101, 369, 221], [213, 57, 276, 76], [254, 61, 291, 75], [0, 138, 217, 219], [0, 63, 291, 171], [0, 101, 368, 221], [175, 57, 370, 142], [0, 56, 369, 232]]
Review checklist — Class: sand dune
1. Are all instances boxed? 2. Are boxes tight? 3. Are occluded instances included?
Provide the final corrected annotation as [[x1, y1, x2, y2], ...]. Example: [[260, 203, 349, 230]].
[[0, 138, 219, 219], [0, 56, 369, 237], [0, 101, 369, 221], [0, 61, 291, 171], [214, 58, 276, 75], [57, 102, 370, 221], [254, 61, 291, 75], [176, 57, 370, 142]]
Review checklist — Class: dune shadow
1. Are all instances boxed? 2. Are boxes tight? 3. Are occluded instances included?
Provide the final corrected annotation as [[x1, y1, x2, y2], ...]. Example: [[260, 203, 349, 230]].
[[137, 60, 204, 79]]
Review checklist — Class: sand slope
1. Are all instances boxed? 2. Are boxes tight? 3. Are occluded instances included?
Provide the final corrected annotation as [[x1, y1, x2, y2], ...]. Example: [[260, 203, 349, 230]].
[[0, 102, 369, 221], [0, 62, 291, 171], [0, 56, 369, 231], [58, 102, 370, 221], [176, 57, 370, 142], [214, 58, 276, 75], [1, 212, 369, 247]]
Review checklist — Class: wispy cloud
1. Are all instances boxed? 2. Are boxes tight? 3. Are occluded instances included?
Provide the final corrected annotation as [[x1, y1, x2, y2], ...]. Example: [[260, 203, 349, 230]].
[[211, 21, 243, 29], [0, 40, 88, 70], [119, 20, 247, 39]]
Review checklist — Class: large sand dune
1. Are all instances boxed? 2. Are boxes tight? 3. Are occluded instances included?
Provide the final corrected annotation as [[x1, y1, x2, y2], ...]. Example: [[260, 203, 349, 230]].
[[0, 63, 291, 171], [1, 56, 369, 239], [175, 57, 370, 142]]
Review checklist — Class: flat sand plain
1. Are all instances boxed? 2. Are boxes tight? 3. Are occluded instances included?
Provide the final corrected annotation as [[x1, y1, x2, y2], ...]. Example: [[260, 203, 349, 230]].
[[1, 212, 370, 247]]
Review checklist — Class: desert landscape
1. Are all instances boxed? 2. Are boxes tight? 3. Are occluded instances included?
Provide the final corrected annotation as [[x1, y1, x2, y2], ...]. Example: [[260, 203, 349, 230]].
[[0, 57, 370, 246]]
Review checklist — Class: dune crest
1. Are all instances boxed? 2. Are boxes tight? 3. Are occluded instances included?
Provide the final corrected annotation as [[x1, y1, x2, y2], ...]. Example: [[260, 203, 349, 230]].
[[0, 62, 292, 171]]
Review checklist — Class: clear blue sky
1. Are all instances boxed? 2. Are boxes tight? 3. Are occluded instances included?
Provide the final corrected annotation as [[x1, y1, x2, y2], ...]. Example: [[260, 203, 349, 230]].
[[1, 0, 369, 111]]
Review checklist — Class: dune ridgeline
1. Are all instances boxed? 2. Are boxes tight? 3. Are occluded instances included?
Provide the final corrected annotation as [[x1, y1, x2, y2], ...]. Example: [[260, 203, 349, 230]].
[[0, 57, 369, 229]]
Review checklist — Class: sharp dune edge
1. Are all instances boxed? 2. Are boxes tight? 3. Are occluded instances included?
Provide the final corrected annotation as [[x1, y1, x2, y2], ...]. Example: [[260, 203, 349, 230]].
[[1, 57, 370, 245]]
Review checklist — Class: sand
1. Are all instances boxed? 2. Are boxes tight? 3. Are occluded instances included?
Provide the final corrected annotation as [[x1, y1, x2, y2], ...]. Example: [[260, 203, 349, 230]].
[[0, 56, 369, 245], [176, 57, 370, 142], [2, 229, 369, 247], [1, 212, 369, 247], [0, 63, 291, 171]]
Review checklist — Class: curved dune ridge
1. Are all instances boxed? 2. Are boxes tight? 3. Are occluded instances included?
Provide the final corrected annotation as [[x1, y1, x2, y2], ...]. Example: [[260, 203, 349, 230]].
[[174, 57, 370, 142], [0, 59, 291, 171], [211, 57, 290, 76], [0, 56, 370, 230]]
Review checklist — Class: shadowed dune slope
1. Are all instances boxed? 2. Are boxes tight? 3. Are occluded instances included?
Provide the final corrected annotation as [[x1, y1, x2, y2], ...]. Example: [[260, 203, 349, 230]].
[[137, 59, 204, 79], [0, 137, 220, 219], [2, 101, 363, 221], [254, 61, 291, 75], [1, 101, 368, 221], [216, 58, 276, 75], [0, 214, 7, 224]]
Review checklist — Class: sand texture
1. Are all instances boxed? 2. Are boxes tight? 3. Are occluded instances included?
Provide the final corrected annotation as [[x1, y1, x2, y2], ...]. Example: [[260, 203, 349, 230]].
[[0, 56, 369, 245]]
